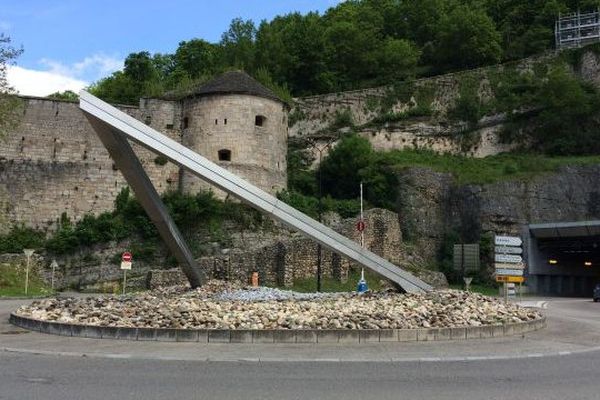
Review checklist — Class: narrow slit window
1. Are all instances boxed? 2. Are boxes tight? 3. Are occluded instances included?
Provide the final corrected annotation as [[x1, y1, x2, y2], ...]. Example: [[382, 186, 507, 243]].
[[255, 115, 266, 127], [215, 119, 218, 125], [183, 117, 189, 129], [218, 149, 231, 161], [224, 118, 227, 125]]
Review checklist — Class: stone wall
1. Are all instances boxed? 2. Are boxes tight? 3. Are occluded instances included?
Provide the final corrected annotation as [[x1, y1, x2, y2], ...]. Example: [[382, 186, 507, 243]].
[[0, 96, 180, 231], [397, 165, 600, 264], [148, 208, 447, 290]]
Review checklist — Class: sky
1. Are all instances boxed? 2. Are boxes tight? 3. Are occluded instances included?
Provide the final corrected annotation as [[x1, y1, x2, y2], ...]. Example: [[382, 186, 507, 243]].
[[0, 0, 341, 96]]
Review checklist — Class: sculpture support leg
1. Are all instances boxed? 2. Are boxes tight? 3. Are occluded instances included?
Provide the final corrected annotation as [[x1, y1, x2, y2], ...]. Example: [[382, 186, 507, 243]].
[[85, 115, 204, 288]]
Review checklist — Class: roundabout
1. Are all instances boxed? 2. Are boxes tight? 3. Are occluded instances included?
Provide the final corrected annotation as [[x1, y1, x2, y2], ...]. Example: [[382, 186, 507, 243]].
[[9, 281, 543, 343]]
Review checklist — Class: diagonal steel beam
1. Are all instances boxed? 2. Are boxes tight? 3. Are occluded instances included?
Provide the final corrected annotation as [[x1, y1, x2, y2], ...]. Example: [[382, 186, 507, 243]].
[[84, 114, 204, 288], [80, 90, 432, 293]]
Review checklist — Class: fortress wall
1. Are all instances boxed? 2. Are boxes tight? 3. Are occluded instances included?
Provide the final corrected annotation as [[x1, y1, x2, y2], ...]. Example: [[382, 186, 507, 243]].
[[0, 97, 179, 230]]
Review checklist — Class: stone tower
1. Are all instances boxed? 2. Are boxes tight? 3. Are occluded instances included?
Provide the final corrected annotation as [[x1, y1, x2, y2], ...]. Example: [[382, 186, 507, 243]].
[[178, 71, 288, 196]]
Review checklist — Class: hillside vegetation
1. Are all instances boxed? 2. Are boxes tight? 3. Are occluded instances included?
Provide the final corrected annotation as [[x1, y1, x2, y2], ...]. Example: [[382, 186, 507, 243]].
[[89, 0, 597, 103]]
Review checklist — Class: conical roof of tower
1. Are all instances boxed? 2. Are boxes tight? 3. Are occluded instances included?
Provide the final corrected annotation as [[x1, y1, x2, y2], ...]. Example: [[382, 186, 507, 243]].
[[185, 70, 284, 104]]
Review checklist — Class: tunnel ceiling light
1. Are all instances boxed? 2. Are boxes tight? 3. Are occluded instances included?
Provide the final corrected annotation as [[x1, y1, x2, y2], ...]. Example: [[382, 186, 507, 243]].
[[585, 261, 593, 267], [549, 259, 558, 265]]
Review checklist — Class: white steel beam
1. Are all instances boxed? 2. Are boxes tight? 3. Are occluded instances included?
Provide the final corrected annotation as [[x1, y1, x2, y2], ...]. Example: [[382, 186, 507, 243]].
[[79, 91, 432, 293]]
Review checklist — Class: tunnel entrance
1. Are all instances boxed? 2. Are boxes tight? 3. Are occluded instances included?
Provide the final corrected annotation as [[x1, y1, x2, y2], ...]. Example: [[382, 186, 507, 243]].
[[527, 221, 600, 297]]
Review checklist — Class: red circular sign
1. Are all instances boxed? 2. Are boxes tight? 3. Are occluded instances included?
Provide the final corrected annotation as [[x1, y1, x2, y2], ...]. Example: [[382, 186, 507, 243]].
[[356, 220, 365, 232], [122, 252, 132, 262]]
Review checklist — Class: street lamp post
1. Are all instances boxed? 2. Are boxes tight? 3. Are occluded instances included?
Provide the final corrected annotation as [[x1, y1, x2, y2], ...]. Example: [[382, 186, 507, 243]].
[[23, 249, 35, 295]]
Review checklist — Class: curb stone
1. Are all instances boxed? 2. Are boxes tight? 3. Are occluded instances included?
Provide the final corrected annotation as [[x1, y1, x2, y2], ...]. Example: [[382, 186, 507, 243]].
[[9, 313, 546, 344]]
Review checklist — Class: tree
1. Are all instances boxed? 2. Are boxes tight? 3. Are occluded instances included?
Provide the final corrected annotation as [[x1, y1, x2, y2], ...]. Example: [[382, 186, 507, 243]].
[[376, 38, 420, 83], [0, 33, 24, 137], [174, 39, 219, 79], [319, 134, 374, 199], [220, 18, 256, 70], [47, 90, 79, 101]]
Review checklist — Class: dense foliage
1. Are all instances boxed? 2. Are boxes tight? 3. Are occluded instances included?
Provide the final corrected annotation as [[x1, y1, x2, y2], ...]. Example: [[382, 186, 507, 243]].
[[286, 134, 600, 212], [0, 188, 264, 258], [89, 0, 600, 103], [0, 33, 23, 137]]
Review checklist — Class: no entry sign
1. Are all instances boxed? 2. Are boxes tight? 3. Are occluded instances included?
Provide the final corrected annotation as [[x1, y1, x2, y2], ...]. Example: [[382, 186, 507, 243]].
[[122, 252, 132, 262], [356, 220, 365, 232]]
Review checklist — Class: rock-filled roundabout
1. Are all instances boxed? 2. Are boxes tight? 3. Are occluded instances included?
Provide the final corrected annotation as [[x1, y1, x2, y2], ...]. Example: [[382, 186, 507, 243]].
[[11, 280, 545, 343]]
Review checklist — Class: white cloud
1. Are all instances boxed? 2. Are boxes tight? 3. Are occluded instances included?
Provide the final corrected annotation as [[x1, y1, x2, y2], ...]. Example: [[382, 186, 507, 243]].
[[40, 53, 123, 82], [6, 65, 88, 96], [6, 53, 124, 97]]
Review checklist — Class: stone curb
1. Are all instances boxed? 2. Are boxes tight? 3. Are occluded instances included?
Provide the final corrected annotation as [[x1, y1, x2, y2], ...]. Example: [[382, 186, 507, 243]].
[[9, 313, 546, 344]]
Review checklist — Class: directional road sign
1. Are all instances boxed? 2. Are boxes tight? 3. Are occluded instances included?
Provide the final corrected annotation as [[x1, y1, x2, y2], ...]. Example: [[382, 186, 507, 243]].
[[495, 268, 524, 276], [495, 236, 522, 247], [496, 276, 525, 283], [495, 246, 523, 255], [495, 254, 522, 263], [494, 262, 525, 270]]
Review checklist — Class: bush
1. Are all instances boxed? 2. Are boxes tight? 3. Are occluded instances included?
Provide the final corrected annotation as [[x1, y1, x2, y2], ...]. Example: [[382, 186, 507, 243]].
[[0, 226, 45, 253]]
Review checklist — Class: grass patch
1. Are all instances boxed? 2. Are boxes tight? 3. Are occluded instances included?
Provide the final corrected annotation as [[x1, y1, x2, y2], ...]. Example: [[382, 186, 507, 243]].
[[281, 268, 384, 293], [0, 262, 53, 298], [382, 149, 600, 185]]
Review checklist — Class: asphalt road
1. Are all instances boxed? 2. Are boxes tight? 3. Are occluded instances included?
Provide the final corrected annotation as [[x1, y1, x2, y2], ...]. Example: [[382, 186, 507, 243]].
[[0, 297, 599, 400], [1, 351, 599, 400]]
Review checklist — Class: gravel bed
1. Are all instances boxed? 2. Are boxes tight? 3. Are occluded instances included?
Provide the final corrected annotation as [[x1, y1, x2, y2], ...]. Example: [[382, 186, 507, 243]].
[[15, 280, 542, 330]]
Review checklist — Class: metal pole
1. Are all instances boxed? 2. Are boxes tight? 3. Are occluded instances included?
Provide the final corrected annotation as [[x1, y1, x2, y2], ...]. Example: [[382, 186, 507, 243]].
[[25, 255, 30, 295], [23, 249, 34, 295], [316, 149, 322, 292], [123, 270, 127, 295], [360, 182, 365, 280]]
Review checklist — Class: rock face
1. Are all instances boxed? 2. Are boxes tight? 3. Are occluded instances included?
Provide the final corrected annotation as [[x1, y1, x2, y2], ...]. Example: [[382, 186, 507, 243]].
[[15, 281, 540, 330], [397, 165, 600, 263]]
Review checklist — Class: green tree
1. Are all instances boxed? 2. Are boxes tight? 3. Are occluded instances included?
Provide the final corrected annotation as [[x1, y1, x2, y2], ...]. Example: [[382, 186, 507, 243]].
[[430, 5, 502, 71], [376, 38, 420, 83], [0, 33, 23, 136], [220, 18, 256, 70], [319, 134, 374, 199], [47, 90, 79, 101], [532, 67, 600, 155], [174, 39, 219, 79]]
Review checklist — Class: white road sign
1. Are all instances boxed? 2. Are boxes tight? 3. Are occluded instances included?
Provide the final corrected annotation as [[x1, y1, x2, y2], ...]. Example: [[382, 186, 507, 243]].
[[120, 261, 132, 270], [495, 236, 522, 247], [494, 246, 523, 255], [495, 254, 522, 263], [495, 262, 525, 270], [495, 268, 524, 276]]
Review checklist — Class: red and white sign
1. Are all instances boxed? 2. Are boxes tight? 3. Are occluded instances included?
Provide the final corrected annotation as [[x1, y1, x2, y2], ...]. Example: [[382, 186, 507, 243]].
[[356, 220, 365, 232], [121, 252, 132, 270]]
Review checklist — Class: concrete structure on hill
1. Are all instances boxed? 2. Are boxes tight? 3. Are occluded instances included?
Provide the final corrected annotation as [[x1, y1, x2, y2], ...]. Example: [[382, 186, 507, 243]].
[[0, 71, 288, 231]]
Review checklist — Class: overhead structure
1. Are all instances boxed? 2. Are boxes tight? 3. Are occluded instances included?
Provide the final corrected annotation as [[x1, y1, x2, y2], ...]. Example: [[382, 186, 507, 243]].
[[556, 9, 600, 49], [79, 91, 432, 293]]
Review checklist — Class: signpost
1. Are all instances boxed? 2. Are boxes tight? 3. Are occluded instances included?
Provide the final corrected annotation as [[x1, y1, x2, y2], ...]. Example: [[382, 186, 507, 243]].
[[494, 235, 525, 302], [23, 249, 34, 295], [50, 260, 58, 291], [121, 252, 132, 295]]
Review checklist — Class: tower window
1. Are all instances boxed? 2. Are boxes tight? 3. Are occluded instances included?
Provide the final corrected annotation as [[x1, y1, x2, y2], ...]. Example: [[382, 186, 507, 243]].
[[218, 149, 231, 162], [224, 118, 227, 125], [255, 115, 266, 127], [144, 116, 152, 125], [183, 117, 189, 129], [215, 119, 218, 125]]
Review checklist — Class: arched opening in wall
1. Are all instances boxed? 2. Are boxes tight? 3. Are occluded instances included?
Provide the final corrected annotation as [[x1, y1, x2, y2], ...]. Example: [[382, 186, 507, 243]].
[[183, 117, 189, 129], [218, 149, 231, 162], [144, 116, 152, 125], [255, 115, 266, 127]]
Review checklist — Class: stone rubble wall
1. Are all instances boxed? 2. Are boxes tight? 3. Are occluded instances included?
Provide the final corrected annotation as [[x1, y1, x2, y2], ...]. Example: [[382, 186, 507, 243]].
[[148, 208, 447, 289]]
